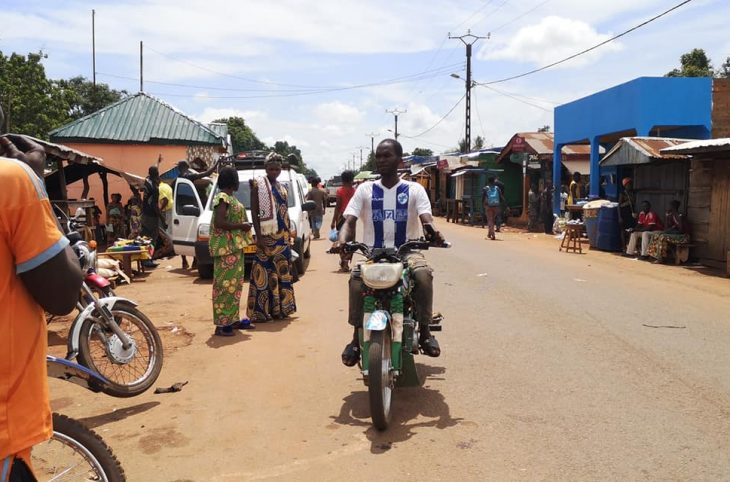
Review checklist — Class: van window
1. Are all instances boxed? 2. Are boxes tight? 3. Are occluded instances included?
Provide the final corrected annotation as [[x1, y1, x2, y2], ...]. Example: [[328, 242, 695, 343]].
[[213, 181, 295, 209], [176, 182, 199, 214]]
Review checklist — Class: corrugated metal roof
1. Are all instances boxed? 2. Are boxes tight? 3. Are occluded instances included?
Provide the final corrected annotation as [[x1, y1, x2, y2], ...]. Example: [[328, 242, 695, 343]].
[[661, 137, 730, 155], [208, 122, 229, 139], [601, 137, 691, 167], [496, 132, 599, 163], [49, 92, 225, 146]]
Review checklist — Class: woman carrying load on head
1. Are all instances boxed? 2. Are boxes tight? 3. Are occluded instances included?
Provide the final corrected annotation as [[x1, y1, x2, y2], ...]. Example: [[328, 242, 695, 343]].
[[246, 153, 297, 322], [210, 167, 254, 336]]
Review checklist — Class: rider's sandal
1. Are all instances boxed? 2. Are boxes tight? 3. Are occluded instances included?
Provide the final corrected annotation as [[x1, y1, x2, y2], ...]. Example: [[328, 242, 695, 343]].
[[341, 342, 360, 367], [419, 336, 441, 357]]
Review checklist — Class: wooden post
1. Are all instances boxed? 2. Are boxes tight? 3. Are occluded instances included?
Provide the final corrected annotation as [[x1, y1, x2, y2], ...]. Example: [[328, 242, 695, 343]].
[[100, 171, 109, 208], [81, 175, 90, 199], [57, 159, 68, 201]]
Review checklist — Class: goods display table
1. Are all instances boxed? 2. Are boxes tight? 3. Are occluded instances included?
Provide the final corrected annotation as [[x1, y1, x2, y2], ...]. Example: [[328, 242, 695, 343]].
[[99, 246, 152, 279]]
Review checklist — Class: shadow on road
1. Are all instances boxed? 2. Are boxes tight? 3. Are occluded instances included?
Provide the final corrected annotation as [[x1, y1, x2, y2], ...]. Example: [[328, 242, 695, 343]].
[[331, 365, 462, 454], [77, 401, 160, 429], [205, 332, 252, 348], [252, 316, 296, 333]]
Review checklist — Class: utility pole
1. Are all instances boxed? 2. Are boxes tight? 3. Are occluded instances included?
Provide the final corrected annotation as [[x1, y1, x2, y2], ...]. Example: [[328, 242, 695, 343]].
[[385, 108, 406, 139], [359, 147, 363, 170], [449, 29, 488, 153], [92, 9, 96, 88], [139, 41, 144, 92], [366, 131, 378, 157]]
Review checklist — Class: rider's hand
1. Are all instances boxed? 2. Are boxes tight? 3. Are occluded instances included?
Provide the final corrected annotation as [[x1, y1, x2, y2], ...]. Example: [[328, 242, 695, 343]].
[[432, 230, 446, 246]]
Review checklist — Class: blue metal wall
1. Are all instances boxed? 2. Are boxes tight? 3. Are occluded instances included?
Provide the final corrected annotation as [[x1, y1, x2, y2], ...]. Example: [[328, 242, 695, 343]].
[[552, 77, 713, 212]]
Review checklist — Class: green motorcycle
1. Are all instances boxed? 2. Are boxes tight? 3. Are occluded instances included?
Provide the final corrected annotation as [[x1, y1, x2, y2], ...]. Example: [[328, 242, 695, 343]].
[[343, 236, 449, 430]]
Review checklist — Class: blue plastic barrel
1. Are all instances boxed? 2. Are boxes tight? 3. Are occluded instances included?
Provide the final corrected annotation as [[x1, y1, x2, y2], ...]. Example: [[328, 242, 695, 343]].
[[596, 206, 622, 252]]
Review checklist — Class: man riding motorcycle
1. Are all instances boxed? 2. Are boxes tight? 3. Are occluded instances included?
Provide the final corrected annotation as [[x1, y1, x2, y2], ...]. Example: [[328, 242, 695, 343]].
[[338, 138, 444, 367]]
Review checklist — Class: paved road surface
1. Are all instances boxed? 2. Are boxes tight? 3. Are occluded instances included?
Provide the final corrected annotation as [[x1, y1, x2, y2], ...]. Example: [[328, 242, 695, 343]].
[[48, 215, 730, 481]]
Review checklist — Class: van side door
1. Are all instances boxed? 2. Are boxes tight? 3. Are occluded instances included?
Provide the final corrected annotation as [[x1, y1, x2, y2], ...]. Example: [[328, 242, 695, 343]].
[[172, 178, 203, 255]]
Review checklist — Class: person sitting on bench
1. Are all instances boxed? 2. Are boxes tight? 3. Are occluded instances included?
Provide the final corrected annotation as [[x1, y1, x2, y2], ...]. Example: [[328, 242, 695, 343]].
[[626, 200, 663, 259], [647, 200, 690, 264]]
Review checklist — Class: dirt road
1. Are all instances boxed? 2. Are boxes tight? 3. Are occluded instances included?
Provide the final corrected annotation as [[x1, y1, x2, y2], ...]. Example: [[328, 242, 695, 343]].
[[48, 216, 730, 481]]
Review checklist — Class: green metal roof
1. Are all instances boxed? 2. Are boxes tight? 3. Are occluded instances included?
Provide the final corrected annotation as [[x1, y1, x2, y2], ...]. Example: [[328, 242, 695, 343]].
[[49, 92, 225, 146]]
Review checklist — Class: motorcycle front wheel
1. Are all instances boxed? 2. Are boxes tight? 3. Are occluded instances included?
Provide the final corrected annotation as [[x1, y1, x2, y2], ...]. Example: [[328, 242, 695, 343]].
[[32, 413, 126, 482], [368, 329, 394, 431], [78, 301, 163, 398]]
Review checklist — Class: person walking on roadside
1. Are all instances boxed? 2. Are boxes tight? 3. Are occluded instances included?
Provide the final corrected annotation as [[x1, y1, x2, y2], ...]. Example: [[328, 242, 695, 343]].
[[495, 176, 506, 232], [210, 167, 254, 337], [141, 166, 163, 268], [0, 132, 83, 480], [541, 181, 555, 235], [305, 177, 327, 239], [330, 170, 356, 272], [247, 153, 297, 322], [482, 176, 505, 240]]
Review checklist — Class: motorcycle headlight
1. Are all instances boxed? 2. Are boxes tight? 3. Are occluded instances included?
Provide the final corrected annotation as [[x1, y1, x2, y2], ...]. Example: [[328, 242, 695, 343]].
[[197, 223, 210, 241], [360, 263, 403, 289]]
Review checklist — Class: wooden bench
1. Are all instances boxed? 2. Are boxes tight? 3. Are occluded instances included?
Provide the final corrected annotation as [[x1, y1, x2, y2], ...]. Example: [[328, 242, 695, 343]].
[[99, 248, 151, 279], [669, 242, 694, 265]]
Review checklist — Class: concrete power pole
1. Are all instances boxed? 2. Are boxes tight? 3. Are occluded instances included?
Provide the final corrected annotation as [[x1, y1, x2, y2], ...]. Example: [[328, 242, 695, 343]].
[[449, 30, 488, 153], [385, 108, 406, 139]]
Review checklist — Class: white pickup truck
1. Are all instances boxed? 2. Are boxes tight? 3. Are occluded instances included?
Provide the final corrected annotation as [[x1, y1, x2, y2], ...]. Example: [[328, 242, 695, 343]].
[[325, 175, 342, 206], [171, 162, 315, 279]]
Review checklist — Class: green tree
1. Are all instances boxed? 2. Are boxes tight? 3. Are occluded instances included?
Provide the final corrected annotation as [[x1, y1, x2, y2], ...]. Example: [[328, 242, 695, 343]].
[[666, 48, 714, 77], [412, 147, 433, 157], [213, 116, 266, 153], [537, 125, 551, 133], [54, 76, 126, 120], [473, 136, 485, 149], [0, 51, 68, 138], [458, 138, 469, 153]]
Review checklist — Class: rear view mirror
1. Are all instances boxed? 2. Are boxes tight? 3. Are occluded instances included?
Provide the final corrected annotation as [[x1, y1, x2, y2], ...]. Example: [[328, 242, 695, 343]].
[[302, 200, 316, 212], [181, 205, 201, 217]]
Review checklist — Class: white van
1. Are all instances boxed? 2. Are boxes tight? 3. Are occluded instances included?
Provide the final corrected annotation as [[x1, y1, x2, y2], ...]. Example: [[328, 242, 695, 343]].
[[171, 163, 315, 279]]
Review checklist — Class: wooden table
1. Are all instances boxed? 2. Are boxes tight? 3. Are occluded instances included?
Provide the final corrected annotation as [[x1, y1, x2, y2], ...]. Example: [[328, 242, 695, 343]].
[[99, 248, 151, 279]]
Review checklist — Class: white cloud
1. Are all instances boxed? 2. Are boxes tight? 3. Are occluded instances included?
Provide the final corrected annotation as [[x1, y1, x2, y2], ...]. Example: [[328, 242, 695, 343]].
[[479, 16, 622, 66], [313, 101, 363, 124]]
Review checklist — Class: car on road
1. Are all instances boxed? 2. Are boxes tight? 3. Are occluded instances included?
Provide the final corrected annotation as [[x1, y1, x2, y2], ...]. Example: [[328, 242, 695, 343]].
[[325, 175, 342, 206], [171, 157, 316, 279]]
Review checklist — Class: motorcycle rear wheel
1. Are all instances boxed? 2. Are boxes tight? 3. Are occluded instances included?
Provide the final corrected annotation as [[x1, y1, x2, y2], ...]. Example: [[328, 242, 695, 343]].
[[32, 413, 126, 482], [78, 301, 163, 398], [368, 329, 393, 431]]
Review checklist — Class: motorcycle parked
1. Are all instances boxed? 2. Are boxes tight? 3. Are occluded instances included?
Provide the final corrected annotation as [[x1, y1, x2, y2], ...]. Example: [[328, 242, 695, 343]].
[[54, 231, 164, 398], [35, 356, 126, 481], [341, 232, 449, 430]]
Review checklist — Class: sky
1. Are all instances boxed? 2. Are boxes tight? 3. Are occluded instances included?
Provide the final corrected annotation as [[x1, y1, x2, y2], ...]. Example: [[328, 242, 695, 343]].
[[2, 0, 729, 178]]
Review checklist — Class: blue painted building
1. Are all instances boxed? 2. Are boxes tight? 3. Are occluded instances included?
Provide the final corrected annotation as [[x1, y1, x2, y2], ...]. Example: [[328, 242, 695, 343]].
[[552, 77, 713, 212]]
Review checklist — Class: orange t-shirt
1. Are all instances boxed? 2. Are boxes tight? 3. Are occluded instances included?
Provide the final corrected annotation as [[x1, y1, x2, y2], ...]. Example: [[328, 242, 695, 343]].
[[0, 157, 68, 466]]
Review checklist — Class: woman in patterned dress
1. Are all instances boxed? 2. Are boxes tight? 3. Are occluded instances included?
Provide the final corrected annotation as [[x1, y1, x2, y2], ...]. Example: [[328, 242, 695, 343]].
[[247, 154, 297, 322], [210, 167, 253, 336]]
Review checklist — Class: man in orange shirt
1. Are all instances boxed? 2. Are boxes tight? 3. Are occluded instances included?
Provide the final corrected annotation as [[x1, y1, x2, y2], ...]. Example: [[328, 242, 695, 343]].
[[0, 129, 82, 480]]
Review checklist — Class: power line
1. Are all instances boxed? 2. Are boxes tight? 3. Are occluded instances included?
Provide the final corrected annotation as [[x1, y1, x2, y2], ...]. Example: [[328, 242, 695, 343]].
[[99, 62, 463, 100], [479, 84, 552, 112], [409, 93, 466, 138], [482, 0, 695, 85]]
